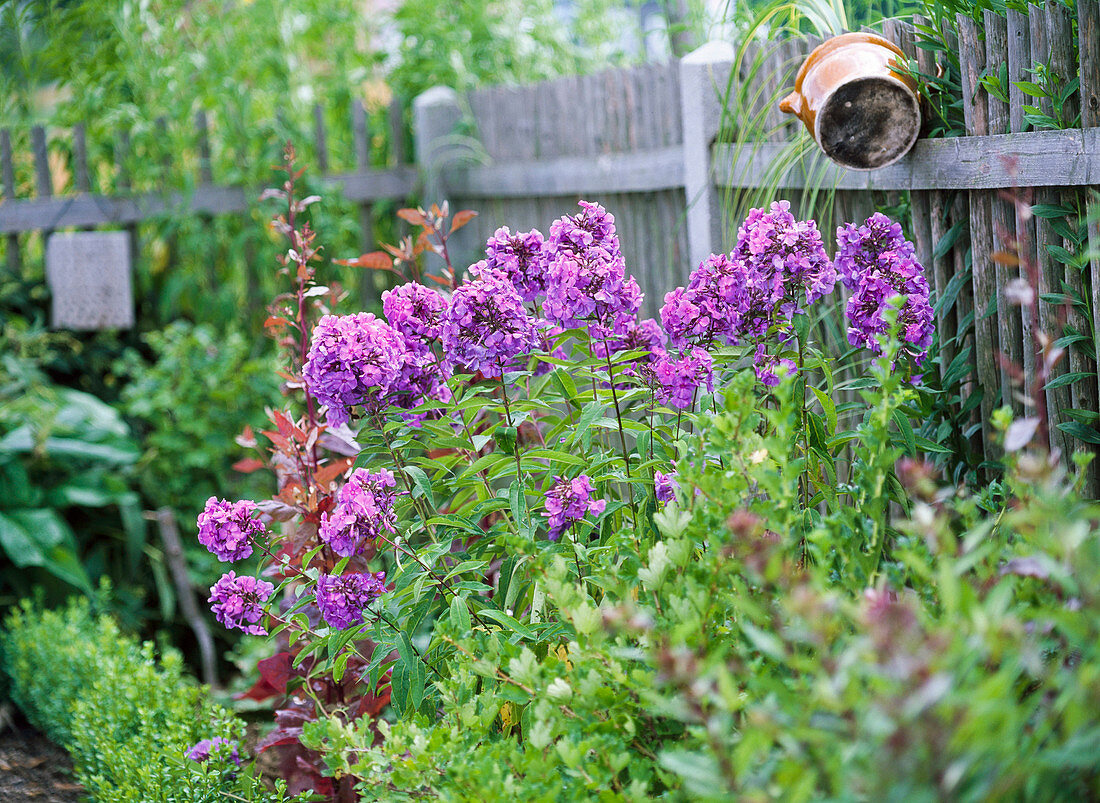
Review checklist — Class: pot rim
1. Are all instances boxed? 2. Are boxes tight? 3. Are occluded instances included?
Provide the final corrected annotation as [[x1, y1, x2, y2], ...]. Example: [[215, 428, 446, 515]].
[[812, 72, 921, 171], [792, 31, 911, 97]]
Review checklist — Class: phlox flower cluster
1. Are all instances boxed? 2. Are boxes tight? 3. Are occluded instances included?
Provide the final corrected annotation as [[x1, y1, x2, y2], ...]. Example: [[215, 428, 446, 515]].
[[197, 498, 262, 562], [732, 200, 836, 314], [442, 268, 540, 378], [543, 203, 642, 332], [319, 468, 398, 557], [187, 737, 242, 766], [315, 571, 387, 630], [547, 200, 622, 259], [654, 470, 679, 503], [835, 213, 934, 366], [477, 226, 548, 303], [208, 572, 274, 636], [660, 254, 747, 348], [303, 313, 407, 425], [543, 475, 607, 541], [382, 282, 447, 344], [650, 348, 714, 410]]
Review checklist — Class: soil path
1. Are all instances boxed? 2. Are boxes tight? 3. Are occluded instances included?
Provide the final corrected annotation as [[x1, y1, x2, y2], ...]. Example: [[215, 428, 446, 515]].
[[0, 714, 85, 802]]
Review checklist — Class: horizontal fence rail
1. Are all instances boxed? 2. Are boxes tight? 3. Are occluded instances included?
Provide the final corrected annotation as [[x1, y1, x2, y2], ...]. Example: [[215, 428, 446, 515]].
[[715, 128, 1100, 191]]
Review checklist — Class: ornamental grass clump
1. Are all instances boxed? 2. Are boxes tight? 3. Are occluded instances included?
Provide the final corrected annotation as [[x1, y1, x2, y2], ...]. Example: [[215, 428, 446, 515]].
[[192, 148, 1070, 801]]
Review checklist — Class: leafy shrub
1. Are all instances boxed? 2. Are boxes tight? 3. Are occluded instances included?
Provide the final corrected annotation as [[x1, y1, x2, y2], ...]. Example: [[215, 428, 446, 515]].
[[0, 323, 146, 615], [1, 595, 301, 802], [115, 320, 280, 526]]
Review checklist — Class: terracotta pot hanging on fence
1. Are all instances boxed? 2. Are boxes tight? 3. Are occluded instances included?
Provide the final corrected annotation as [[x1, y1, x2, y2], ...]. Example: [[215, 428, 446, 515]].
[[779, 32, 922, 170]]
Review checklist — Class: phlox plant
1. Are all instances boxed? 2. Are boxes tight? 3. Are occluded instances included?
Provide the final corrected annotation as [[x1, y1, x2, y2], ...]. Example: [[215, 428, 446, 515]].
[[195, 146, 940, 798]]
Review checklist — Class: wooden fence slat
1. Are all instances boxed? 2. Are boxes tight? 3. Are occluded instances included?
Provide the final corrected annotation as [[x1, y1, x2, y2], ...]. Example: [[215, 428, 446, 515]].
[[72, 123, 91, 194], [1081, 0, 1100, 484], [313, 103, 329, 175], [1007, 8, 1037, 398], [352, 99, 378, 305], [958, 13, 998, 462], [985, 10, 1024, 416], [1030, 2, 1073, 459], [1048, 0, 1100, 495], [2, 129, 21, 274], [389, 97, 407, 167], [194, 111, 214, 185]]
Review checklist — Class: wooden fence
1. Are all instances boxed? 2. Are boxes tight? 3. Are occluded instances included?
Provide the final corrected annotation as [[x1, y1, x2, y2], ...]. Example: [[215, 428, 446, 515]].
[[2, 4, 1098, 494]]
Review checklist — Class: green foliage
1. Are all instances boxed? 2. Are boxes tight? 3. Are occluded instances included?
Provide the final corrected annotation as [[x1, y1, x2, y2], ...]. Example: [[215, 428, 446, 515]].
[[0, 322, 147, 616], [389, 0, 636, 98], [300, 352, 1100, 800], [115, 320, 280, 522], [1, 594, 302, 802]]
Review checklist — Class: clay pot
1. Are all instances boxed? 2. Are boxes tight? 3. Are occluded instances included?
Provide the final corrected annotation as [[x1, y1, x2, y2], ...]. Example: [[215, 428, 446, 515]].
[[779, 32, 921, 170]]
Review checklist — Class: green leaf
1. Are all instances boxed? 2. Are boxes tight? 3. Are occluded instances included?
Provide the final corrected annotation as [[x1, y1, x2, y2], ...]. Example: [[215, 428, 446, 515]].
[[1014, 80, 1047, 98], [477, 608, 536, 641], [404, 466, 436, 507], [1044, 371, 1094, 390], [449, 595, 471, 635], [809, 385, 837, 434], [397, 632, 426, 713], [332, 651, 351, 683], [1058, 421, 1100, 445], [741, 621, 786, 661]]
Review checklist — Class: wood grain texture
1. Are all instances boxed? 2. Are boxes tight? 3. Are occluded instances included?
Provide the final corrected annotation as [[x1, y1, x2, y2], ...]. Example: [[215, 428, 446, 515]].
[[958, 13, 998, 461], [712, 128, 1100, 190], [1, 129, 20, 274]]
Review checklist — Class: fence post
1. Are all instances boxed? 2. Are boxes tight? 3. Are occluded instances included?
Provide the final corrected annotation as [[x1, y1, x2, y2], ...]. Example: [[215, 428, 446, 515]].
[[413, 86, 462, 212], [680, 40, 735, 270]]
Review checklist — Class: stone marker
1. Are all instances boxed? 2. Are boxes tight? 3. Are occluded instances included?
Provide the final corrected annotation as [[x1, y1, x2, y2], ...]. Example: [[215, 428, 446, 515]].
[[45, 231, 134, 330]]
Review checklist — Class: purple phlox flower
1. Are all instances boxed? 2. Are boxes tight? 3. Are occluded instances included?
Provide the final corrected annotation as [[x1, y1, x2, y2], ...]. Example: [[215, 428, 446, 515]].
[[543, 474, 607, 541], [303, 313, 408, 426], [475, 226, 548, 303], [208, 572, 274, 635], [543, 202, 642, 331], [729, 201, 835, 335], [390, 341, 453, 426], [319, 468, 398, 557], [543, 250, 642, 332], [753, 344, 798, 387], [442, 268, 540, 378], [196, 497, 263, 562], [661, 254, 749, 348], [654, 470, 679, 503], [382, 282, 448, 344], [547, 200, 622, 260], [650, 347, 714, 410], [187, 737, 242, 766], [835, 213, 934, 366], [315, 571, 387, 630]]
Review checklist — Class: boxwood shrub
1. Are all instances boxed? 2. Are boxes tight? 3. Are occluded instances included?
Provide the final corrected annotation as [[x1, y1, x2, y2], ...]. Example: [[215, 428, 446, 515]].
[[1, 596, 302, 802]]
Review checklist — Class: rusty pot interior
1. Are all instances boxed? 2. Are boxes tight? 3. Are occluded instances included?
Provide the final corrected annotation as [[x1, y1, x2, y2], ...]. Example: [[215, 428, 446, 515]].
[[816, 75, 921, 170]]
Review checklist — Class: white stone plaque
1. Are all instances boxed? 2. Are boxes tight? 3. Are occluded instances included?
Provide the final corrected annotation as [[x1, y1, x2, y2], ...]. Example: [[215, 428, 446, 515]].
[[46, 231, 134, 330]]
